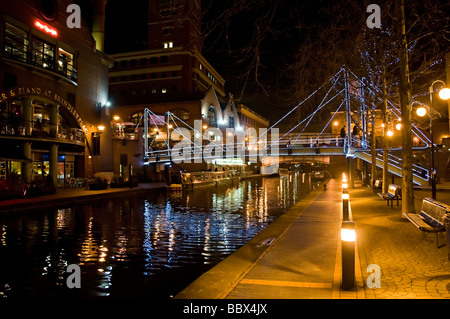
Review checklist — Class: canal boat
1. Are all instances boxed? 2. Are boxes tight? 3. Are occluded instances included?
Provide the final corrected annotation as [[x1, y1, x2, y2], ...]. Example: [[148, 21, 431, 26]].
[[181, 170, 240, 189], [166, 183, 183, 191]]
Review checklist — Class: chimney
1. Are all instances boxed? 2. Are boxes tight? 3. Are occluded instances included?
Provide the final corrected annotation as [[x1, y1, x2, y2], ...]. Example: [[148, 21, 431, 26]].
[[92, 0, 107, 52]]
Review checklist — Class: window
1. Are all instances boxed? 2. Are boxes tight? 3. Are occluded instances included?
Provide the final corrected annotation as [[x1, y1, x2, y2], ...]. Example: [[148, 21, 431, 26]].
[[160, 56, 168, 63], [229, 115, 235, 129], [208, 106, 216, 127], [163, 27, 174, 35], [163, 42, 173, 49], [120, 60, 128, 67], [161, 9, 175, 17], [32, 37, 55, 71], [150, 57, 157, 64], [3, 22, 76, 82], [171, 108, 189, 120], [3, 22, 28, 63], [130, 112, 143, 125], [162, 87, 167, 94], [58, 48, 76, 81]]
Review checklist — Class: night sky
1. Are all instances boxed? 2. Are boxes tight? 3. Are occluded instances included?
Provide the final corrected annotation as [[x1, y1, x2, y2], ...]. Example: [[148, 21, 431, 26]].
[[102, 0, 346, 121], [101, 0, 449, 122]]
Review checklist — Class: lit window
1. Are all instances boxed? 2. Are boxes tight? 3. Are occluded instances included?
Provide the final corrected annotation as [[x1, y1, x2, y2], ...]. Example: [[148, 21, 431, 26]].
[[162, 87, 167, 94], [32, 38, 55, 71], [4, 22, 29, 63], [58, 48, 76, 81], [163, 42, 173, 49]]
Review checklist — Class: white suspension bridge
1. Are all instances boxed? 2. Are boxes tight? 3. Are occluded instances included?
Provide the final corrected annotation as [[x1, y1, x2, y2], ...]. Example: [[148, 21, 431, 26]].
[[136, 67, 433, 186]]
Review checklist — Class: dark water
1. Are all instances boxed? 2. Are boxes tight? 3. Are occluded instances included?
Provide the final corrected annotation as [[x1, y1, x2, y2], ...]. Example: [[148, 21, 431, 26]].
[[0, 173, 318, 300]]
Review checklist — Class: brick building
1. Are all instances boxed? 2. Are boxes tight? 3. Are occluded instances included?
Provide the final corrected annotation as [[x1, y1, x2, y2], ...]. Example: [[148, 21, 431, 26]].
[[107, 0, 245, 178]]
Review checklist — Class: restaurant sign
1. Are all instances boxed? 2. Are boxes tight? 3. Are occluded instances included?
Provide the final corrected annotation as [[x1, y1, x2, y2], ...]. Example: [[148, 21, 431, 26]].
[[0, 86, 87, 132]]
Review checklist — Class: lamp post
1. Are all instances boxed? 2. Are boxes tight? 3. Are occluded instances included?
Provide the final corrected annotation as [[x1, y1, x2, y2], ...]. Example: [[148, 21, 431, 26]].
[[417, 81, 450, 200]]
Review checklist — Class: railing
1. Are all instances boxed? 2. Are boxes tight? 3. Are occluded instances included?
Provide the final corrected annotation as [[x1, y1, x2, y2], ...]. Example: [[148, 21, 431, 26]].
[[112, 131, 139, 140], [57, 177, 87, 189], [359, 151, 429, 182], [3, 43, 77, 82], [0, 119, 84, 144]]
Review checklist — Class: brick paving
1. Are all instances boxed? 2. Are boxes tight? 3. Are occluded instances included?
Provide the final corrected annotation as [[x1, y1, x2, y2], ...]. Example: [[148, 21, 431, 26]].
[[350, 186, 450, 299]]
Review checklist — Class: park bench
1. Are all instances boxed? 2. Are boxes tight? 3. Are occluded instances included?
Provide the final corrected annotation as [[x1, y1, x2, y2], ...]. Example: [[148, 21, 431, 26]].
[[403, 198, 449, 248], [373, 179, 382, 190], [378, 184, 401, 208]]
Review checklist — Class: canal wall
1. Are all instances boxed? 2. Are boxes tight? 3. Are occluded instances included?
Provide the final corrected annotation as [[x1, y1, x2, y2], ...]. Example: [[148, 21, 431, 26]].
[[0, 183, 166, 214]]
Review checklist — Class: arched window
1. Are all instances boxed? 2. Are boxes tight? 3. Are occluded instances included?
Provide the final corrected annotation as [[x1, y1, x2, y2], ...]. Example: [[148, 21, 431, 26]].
[[208, 106, 216, 127], [228, 115, 235, 129], [130, 112, 143, 126]]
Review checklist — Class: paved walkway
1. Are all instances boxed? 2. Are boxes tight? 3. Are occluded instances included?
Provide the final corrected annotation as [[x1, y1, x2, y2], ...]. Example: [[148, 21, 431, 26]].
[[176, 179, 450, 299], [0, 182, 166, 213], [353, 186, 450, 299]]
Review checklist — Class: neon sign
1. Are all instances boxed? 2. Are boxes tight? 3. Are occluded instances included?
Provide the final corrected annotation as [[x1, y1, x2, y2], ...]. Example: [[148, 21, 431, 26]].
[[34, 20, 58, 37]]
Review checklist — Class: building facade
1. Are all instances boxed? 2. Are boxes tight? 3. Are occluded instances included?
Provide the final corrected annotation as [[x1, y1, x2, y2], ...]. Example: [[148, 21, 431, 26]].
[[0, 0, 112, 187], [107, 0, 244, 178]]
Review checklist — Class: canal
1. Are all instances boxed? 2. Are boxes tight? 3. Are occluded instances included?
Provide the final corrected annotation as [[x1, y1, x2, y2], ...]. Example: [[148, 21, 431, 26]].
[[0, 172, 319, 300]]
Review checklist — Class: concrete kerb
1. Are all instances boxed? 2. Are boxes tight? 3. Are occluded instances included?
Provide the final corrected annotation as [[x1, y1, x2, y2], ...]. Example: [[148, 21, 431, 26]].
[[174, 179, 329, 299]]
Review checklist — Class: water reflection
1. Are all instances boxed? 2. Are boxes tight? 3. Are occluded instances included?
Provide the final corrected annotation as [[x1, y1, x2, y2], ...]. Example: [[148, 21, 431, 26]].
[[0, 172, 316, 299]]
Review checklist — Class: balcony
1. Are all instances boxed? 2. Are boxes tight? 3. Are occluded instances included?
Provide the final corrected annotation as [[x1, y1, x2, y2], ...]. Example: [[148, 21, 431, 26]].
[[0, 119, 84, 145], [3, 43, 77, 84]]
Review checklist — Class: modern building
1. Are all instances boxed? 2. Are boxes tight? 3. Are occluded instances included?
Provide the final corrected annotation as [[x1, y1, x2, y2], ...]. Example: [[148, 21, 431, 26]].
[[0, 0, 113, 187]]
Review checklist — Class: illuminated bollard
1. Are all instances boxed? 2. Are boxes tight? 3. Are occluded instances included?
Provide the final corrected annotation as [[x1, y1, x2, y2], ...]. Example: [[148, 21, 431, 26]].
[[341, 221, 356, 290], [342, 190, 349, 221]]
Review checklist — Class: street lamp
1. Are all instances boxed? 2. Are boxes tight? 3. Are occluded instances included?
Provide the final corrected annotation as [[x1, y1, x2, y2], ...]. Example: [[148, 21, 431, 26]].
[[417, 80, 450, 199]]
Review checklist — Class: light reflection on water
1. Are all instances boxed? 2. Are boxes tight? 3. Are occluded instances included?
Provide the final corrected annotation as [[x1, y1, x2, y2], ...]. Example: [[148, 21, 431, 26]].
[[0, 173, 317, 299]]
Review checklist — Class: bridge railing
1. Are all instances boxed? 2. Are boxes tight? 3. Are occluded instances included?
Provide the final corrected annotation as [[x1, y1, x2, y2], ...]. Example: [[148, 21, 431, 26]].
[[359, 151, 429, 182], [277, 134, 345, 149]]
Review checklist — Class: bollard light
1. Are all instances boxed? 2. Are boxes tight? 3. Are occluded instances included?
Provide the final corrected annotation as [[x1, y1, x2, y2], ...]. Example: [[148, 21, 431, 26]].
[[341, 221, 356, 290], [342, 183, 348, 190], [342, 190, 349, 221], [341, 226, 356, 242]]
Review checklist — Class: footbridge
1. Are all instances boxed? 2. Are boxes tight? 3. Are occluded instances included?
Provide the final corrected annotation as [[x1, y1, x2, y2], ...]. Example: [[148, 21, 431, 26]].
[[139, 67, 432, 186]]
